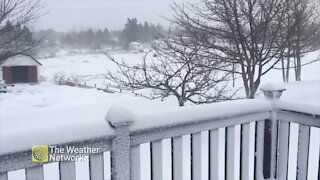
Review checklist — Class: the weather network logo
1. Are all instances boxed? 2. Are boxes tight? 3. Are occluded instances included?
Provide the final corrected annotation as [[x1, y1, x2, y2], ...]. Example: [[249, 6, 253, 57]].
[[32, 145, 49, 162]]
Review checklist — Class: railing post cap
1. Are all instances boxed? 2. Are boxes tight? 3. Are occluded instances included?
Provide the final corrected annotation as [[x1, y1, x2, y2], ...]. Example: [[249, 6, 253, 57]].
[[260, 83, 286, 100], [106, 106, 136, 127]]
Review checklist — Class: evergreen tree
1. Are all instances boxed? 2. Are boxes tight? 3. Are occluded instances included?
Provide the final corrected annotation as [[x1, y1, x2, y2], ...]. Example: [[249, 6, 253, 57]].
[[120, 18, 140, 49]]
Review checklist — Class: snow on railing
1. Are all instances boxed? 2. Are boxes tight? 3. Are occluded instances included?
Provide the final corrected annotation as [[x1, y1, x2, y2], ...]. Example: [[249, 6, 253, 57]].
[[0, 86, 319, 180]]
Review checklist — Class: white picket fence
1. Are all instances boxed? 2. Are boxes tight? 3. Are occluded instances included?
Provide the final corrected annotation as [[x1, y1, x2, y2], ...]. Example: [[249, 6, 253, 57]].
[[0, 87, 319, 180]]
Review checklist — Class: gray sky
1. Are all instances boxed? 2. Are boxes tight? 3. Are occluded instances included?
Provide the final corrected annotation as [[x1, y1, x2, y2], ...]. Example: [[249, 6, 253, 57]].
[[36, 0, 183, 32]]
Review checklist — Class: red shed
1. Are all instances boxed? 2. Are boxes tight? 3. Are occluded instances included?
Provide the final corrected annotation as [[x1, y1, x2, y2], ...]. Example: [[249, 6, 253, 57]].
[[0, 54, 42, 84]]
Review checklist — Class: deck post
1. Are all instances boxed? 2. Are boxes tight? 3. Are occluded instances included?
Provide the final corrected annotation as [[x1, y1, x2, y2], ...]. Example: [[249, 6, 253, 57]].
[[106, 106, 135, 180], [261, 84, 286, 179]]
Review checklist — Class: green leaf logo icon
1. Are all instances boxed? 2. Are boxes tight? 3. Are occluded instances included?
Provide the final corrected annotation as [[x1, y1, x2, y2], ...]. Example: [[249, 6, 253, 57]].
[[32, 145, 48, 162]]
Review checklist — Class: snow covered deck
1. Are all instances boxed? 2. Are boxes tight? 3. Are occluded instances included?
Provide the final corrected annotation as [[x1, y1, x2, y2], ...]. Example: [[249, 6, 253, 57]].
[[0, 87, 319, 180]]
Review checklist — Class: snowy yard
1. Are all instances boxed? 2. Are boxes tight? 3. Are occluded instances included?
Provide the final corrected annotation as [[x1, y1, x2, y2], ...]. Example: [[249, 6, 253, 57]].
[[1, 50, 319, 122], [0, 51, 319, 180]]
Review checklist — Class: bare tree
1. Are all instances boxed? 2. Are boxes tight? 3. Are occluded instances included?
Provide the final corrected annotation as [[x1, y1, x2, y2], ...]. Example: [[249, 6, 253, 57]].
[[0, 0, 44, 61], [105, 30, 236, 107], [169, 0, 291, 99], [286, 0, 320, 81], [269, 0, 320, 82], [277, 0, 296, 82]]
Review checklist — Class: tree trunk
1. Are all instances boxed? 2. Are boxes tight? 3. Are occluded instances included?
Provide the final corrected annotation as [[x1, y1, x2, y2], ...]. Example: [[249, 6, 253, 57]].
[[178, 96, 185, 107], [281, 57, 286, 82], [295, 11, 302, 81], [295, 44, 301, 81], [232, 64, 236, 87], [285, 52, 290, 82], [248, 90, 255, 99], [293, 50, 297, 81], [243, 78, 257, 99], [242, 77, 250, 99], [248, 79, 258, 99]]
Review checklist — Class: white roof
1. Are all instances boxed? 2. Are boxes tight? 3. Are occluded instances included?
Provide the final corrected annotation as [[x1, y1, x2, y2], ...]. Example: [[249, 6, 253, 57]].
[[0, 55, 41, 66], [129, 42, 141, 45]]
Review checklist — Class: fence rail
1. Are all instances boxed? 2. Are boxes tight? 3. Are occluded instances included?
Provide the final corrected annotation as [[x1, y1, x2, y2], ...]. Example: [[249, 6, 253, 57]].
[[0, 87, 319, 180]]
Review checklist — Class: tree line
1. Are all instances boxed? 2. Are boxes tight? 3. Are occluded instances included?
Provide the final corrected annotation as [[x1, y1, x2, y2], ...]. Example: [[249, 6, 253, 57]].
[[36, 18, 164, 51]]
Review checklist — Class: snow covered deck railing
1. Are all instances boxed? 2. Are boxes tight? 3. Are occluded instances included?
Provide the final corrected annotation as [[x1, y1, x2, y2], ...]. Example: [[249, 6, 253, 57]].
[[0, 88, 319, 180]]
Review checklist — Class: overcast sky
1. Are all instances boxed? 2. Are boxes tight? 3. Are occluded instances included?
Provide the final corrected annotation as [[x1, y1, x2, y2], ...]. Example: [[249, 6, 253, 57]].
[[35, 0, 185, 32]]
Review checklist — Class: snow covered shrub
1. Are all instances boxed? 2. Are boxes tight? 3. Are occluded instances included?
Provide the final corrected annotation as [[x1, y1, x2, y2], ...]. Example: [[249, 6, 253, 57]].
[[53, 72, 67, 85], [39, 75, 46, 82]]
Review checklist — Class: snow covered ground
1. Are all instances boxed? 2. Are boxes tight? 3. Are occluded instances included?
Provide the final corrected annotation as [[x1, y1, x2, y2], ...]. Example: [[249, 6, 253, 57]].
[[38, 52, 144, 88], [0, 51, 319, 180]]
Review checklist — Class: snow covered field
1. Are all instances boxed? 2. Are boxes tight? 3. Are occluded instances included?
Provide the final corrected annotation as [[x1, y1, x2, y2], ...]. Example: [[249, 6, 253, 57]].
[[0, 51, 319, 180]]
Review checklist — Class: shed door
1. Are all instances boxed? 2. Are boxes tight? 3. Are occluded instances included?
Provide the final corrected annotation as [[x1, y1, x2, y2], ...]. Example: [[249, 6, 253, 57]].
[[12, 66, 29, 83], [28, 66, 37, 83], [2, 67, 12, 84]]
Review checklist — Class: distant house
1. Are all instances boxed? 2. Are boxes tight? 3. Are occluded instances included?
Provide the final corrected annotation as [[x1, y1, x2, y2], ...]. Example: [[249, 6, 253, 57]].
[[129, 42, 143, 52], [0, 54, 42, 84]]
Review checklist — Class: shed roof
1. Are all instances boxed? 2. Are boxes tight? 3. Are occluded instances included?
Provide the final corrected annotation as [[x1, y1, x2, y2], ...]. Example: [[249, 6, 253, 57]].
[[0, 54, 42, 67]]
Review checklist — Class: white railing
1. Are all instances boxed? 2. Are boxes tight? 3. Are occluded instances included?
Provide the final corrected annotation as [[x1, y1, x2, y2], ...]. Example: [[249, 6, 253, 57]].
[[0, 87, 319, 180]]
